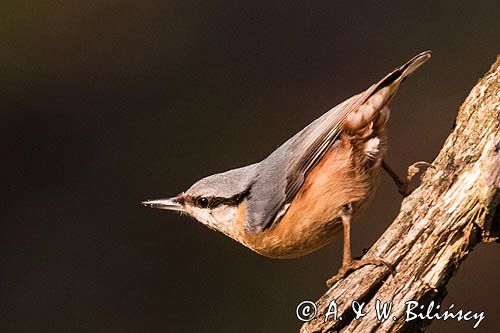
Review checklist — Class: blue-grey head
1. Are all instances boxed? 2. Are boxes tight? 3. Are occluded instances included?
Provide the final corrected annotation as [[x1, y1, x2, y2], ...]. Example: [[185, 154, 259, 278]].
[[142, 163, 258, 237]]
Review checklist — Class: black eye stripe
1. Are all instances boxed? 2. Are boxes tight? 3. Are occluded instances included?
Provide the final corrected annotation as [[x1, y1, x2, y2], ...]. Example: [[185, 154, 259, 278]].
[[191, 188, 250, 209]]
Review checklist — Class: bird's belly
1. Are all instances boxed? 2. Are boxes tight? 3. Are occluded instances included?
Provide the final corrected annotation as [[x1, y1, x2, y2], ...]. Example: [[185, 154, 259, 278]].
[[247, 213, 344, 259], [241, 139, 381, 259]]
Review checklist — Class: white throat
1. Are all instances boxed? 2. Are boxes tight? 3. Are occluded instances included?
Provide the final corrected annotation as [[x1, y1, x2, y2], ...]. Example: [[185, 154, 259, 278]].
[[187, 205, 240, 239]]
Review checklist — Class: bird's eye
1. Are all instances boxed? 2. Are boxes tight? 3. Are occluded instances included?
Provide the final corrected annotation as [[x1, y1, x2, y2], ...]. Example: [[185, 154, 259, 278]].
[[197, 197, 209, 208]]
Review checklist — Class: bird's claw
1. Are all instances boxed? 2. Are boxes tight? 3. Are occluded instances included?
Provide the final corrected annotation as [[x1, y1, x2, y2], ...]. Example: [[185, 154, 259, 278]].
[[398, 161, 435, 197], [382, 159, 435, 197], [326, 257, 394, 288], [407, 161, 435, 183]]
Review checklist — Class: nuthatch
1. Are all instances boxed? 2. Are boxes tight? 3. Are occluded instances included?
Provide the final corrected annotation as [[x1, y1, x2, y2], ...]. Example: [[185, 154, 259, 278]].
[[143, 51, 431, 286]]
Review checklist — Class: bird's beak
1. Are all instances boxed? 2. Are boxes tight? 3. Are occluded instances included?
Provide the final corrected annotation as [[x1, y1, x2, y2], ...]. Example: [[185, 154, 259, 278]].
[[142, 197, 184, 211]]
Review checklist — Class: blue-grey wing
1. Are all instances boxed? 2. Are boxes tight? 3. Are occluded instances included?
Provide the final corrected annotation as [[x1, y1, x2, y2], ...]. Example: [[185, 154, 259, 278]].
[[245, 93, 367, 233], [245, 51, 431, 233]]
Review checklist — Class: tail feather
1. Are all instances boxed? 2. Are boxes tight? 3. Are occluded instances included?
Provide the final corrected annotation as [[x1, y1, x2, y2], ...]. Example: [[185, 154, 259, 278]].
[[344, 50, 431, 132], [370, 50, 432, 98]]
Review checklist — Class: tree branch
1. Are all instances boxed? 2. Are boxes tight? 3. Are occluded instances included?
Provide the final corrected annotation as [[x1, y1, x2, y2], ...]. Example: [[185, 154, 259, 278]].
[[300, 56, 500, 333]]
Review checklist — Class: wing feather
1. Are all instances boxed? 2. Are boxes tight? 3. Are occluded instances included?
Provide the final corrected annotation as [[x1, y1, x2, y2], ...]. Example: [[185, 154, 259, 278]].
[[246, 51, 431, 232]]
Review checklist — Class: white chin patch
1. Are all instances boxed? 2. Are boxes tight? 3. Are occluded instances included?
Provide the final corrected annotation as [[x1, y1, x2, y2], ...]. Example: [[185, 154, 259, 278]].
[[189, 205, 238, 236], [364, 137, 380, 159]]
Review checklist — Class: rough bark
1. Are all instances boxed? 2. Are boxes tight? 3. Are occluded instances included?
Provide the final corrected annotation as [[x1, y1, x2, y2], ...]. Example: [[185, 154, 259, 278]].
[[300, 56, 500, 333]]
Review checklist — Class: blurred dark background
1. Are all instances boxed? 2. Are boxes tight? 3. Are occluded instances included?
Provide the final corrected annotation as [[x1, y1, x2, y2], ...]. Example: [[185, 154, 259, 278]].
[[1, 1, 499, 332]]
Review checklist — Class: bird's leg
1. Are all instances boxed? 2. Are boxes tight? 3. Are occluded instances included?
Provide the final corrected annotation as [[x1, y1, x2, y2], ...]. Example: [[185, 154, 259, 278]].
[[382, 159, 434, 197], [339, 204, 355, 272], [326, 204, 393, 288]]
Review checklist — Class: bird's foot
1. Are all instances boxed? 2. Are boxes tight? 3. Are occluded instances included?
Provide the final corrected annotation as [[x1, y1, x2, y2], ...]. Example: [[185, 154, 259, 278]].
[[326, 257, 394, 288], [382, 160, 435, 197], [407, 161, 434, 183]]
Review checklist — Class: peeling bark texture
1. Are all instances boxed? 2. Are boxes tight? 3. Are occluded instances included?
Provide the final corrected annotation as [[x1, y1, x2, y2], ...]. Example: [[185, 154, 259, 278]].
[[300, 56, 500, 333]]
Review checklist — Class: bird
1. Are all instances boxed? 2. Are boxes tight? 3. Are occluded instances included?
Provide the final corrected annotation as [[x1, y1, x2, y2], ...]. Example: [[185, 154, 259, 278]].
[[143, 51, 431, 287]]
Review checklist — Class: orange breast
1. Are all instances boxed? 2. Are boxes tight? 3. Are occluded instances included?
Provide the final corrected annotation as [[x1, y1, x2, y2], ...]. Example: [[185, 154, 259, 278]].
[[238, 137, 379, 259]]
